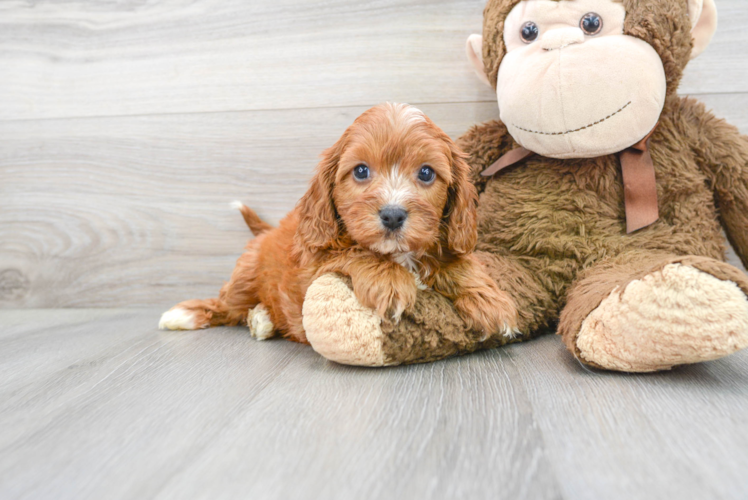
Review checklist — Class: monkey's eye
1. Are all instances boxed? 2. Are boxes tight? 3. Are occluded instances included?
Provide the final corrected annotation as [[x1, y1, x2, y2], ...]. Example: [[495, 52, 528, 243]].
[[580, 13, 603, 35], [520, 21, 539, 43], [353, 164, 370, 181], [417, 166, 436, 184]]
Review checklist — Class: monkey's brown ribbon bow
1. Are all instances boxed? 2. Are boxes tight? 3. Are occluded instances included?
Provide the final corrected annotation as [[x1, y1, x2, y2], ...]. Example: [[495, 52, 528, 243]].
[[480, 128, 659, 234]]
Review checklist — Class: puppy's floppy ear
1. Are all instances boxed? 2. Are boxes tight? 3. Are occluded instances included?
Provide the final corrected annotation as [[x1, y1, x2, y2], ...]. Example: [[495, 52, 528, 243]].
[[295, 133, 346, 257], [443, 141, 478, 255]]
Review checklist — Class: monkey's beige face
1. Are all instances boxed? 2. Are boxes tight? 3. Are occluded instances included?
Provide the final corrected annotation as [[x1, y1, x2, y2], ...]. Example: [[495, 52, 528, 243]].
[[497, 0, 667, 159], [331, 105, 453, 256]]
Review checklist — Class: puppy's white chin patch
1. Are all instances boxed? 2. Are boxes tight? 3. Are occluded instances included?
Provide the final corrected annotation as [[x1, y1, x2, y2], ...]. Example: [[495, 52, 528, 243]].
[[370, 238, 408, 255]]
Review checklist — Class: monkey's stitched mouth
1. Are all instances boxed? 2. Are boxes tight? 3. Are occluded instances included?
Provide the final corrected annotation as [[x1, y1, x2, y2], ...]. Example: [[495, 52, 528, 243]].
[[509, 101, 632, 136]]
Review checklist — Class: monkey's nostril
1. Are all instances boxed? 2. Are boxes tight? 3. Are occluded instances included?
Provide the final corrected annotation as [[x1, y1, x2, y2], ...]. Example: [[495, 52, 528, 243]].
[[379, 206, 408, 231]]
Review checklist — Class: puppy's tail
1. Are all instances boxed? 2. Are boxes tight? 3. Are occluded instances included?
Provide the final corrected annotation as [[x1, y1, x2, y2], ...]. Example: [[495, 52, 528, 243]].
[[231, 201, 273, 236]]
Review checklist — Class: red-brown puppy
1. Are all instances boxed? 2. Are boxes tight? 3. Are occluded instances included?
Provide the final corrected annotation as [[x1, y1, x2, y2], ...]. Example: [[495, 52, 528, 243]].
[[159, 103, 517, 343]]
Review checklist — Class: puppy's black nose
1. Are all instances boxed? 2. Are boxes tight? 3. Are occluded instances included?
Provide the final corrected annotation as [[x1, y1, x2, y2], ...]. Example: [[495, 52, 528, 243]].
[[380, 206, 408, 231]]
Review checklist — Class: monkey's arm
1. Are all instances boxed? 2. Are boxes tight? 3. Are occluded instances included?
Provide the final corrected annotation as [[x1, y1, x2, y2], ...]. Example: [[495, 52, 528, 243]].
[[456, 120, 518, 194], [681, 97, 748, 267]]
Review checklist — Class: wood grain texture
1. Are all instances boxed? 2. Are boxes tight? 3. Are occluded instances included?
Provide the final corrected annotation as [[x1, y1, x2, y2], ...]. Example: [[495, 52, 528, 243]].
[[1, 95, 746, 308], [1, 309, 747, 500], [0, 0, 493, 121], [0, 0, 747, 308], [0, 0, 745, 121], [0, 103, 500, 308]]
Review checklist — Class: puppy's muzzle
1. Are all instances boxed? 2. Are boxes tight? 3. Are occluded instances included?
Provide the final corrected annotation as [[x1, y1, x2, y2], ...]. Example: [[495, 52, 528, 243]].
[[379, 205, 408, 231]]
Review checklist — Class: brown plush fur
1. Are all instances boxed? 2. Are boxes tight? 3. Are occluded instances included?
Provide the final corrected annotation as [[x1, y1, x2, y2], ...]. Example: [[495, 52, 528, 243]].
[[369, 0, 748, 366]]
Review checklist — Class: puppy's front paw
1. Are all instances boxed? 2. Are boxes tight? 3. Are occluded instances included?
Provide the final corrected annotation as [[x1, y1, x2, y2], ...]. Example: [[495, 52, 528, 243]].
[[353, 267, 418, 322], [455, 284, 519, 340]]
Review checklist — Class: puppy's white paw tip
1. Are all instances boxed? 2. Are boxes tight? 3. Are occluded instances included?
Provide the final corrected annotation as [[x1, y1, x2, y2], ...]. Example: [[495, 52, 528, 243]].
[[230, 201, 245, 211], [501, 326, 521, 340], [159, 308, 197, 330], [248, 304, 275, 340]]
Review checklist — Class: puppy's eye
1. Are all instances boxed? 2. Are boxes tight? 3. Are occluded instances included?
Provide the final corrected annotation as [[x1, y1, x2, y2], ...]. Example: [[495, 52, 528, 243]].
[[417, 166, 436, 184], [580, 13, 603, 35], [520, 21, 539, 43], [352, 164, 370, 181]]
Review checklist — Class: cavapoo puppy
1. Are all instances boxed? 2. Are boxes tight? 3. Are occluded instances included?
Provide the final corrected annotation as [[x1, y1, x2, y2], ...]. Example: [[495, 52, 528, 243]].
[[160, 103, 517, 343]]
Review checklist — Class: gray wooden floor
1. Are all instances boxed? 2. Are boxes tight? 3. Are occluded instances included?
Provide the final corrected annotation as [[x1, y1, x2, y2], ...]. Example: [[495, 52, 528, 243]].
[[1, 309, 748, 500]]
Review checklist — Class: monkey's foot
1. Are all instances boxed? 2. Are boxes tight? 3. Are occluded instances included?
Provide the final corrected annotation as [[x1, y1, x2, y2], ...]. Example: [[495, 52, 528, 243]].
[[576, 264, 748, 372]]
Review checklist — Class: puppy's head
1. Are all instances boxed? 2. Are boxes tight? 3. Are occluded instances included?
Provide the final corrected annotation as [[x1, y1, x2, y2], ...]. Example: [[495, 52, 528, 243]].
[[296, 103, 477, 260]]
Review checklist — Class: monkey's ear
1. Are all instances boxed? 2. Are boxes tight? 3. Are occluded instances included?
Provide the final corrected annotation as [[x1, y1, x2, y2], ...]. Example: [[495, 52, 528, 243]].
[[688, 0, 718, 59], [466, 34, 491, 87]]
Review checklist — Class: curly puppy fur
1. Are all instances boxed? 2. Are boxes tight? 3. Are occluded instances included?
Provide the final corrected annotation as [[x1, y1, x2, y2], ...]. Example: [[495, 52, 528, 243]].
[[160, 103, 517, 342]]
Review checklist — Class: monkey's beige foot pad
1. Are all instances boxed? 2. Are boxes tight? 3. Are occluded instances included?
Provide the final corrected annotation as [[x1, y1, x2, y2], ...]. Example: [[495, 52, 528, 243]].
[[303, 273, 390, 366], [577, 264, 748, 372]]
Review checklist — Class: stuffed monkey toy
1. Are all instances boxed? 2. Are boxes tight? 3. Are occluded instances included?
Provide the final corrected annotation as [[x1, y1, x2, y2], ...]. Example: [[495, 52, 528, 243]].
[[302, 0, 748, 372]]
